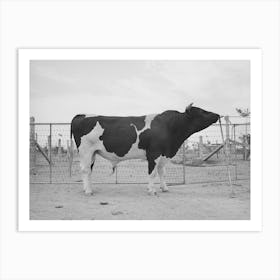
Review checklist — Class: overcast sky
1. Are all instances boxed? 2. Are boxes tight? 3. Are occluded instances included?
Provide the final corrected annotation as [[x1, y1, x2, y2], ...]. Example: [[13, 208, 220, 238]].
[[30, 60, 250, 123]]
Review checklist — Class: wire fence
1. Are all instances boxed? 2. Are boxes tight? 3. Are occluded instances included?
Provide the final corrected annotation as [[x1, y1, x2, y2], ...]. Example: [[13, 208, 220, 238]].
[[30, 116, 250, 185]]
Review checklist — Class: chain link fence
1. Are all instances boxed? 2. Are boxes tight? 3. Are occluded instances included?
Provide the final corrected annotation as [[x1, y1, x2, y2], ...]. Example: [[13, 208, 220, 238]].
[[30, 116, 250, 185]]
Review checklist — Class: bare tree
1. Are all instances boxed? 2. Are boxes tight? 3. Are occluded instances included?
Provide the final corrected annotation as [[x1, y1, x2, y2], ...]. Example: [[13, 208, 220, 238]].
[[236, 108, 250, 117], [236, 108, 250, 160]]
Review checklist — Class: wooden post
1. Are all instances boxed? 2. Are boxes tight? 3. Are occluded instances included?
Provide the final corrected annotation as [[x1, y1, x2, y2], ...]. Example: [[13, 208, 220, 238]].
[[243, 136, 248, 160], [244, 117, 248, 160], [198, 136, 203, 158], [49, 124, 52, 183], [224, 116, 230, 158], [58, 138, 62, 157], [216, 140, 219, 159], [67, 140, 70, 176], [233, 124, 238, 180], [182, 141, 186, 184], [68, 139, 74, 177], [48, 135, 51, 159], [224, 116, 235, 197], [30, 117, 36, 174]]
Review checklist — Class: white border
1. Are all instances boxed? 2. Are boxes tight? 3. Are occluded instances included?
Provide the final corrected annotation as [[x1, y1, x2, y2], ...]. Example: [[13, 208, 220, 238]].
[[18, 48, 262, 232]]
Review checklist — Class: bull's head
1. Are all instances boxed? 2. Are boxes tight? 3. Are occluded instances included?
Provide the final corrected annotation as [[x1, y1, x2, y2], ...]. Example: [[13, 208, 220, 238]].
[[184, 103, 220, 135]]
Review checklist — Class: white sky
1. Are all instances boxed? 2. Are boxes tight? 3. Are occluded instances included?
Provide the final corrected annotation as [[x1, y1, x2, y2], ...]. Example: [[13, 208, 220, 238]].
[[30, 60, 250, 123]]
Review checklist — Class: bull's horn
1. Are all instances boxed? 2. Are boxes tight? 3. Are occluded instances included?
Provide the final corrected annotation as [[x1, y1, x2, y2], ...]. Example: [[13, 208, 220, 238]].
[[185, 102, 193, 112]]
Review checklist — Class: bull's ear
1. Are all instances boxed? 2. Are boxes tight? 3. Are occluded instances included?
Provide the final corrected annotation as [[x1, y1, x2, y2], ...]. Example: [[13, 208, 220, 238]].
[[185, 102, 193, 113]]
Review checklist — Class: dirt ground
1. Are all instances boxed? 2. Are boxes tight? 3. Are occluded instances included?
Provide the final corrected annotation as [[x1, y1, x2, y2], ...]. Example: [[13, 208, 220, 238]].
[[30, 180, 250, 220]]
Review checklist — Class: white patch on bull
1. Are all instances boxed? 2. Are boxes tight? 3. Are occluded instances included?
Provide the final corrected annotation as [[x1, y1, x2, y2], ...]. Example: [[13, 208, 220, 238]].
[[142, 114, 156, 131], [78, 121, 105, 194], [80, 121, 104, 149], [80, 121, 119, 164], [127, 114, 156, 160], [129, 114, 156, 137]]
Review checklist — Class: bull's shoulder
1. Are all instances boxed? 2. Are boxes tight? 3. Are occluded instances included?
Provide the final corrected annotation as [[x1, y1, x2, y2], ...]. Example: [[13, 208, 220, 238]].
[[150, 110, 184, 130], [140, 111, 186, 157], [138, 114, 169, 150]]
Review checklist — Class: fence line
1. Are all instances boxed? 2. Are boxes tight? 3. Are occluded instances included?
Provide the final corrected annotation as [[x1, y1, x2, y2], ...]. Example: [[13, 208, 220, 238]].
[[30, 116, 250, 185]]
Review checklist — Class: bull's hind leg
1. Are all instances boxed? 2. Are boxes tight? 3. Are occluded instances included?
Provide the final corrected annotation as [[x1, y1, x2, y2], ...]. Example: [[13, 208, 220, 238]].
[[146, 156, 158, 195], [157, 157, 169, 192], [79, 143, 97, 195], [146, 156, 169, 195]]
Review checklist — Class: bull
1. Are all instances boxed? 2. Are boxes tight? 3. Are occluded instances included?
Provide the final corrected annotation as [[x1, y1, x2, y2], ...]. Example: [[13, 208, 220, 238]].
[[71, 103, 220, 195]]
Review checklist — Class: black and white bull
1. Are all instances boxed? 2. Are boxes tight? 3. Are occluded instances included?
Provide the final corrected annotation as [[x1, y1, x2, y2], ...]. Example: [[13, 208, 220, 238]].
[[71, 103, 220, 195]]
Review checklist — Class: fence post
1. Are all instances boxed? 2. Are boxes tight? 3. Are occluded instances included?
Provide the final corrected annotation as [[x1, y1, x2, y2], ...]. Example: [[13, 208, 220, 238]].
[[243, 118, 249, 160], [67, 140, 70, 175], [58, 138, 62, 157], [198, 136, 203, 158], [49, 124, 52, 183], [224, 116, 230, 157], [68, 139, 74, 177], [244, 117, 248, 160], [224, 115, 235, 196], [182, 141, 186, 184], [67, 140, 70, 176], [30, 117, 36, 174], [48, 135, 51, 159], [233, 124, 238, 180]]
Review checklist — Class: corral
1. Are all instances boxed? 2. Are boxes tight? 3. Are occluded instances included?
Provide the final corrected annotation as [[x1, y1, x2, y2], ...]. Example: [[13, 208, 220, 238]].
[[29, 116, 250, 220]]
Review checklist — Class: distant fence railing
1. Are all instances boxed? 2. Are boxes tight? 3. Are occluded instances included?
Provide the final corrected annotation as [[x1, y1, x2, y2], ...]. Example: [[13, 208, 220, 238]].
[[30, 116, 250, 185]]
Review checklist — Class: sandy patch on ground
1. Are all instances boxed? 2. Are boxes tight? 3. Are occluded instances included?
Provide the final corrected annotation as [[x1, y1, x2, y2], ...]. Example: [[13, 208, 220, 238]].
[[30, 180, 250, 220]]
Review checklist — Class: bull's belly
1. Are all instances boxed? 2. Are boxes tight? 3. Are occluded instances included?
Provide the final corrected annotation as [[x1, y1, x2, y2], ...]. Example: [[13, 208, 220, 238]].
[[97, 145, 147, 163]]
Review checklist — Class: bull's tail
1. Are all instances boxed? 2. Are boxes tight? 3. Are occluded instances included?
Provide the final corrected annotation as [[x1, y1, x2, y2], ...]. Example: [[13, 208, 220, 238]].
[[70, 114, 86, 151], [70, 122, 75, 152], [70, 115, 79, 148], [70, 119, 75, 144]]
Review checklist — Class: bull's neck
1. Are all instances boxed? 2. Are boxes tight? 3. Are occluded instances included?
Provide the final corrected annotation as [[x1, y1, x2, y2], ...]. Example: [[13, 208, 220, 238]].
[[181, 117, 197, 142], [173, 115, 194, 145]]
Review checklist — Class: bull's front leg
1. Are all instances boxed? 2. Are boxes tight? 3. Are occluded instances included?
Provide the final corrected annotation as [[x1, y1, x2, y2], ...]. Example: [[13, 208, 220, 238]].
[[157, 157, 169, 192], [158, 165, 168, 192], [79, 143, 95, 195], [146, 156, 158, 195], [80, 163, 92, 195]]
